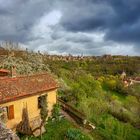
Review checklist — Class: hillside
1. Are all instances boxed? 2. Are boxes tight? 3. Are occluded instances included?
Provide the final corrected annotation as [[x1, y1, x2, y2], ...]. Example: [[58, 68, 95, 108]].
[[0, 49, 140, 140]]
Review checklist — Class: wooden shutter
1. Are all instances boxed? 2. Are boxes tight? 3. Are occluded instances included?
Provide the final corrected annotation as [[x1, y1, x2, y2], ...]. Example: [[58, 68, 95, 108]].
[[8, 105, 14, 120]]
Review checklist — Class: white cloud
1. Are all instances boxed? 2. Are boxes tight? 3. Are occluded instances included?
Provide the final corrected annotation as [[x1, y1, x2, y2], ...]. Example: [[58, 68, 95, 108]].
[[29, 10, 62, 39], [27, 18, 137, 56]]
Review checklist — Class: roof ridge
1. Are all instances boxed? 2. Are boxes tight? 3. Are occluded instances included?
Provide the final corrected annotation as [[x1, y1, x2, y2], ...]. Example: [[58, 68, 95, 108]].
[[16, 72, 51, 78], [0, 72, 53, 81]]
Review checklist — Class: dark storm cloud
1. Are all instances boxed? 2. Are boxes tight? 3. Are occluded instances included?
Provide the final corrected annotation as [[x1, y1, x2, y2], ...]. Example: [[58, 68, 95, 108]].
[[60, 0, 140, 44], [105, 0, 140, 43], [60, 0, 111, 31], [0, 0, 140, 55], [0, 9, 11, 15], [51, 31, 93, 43], [65, 35, 93, 43], [0, 0, 53, 42]]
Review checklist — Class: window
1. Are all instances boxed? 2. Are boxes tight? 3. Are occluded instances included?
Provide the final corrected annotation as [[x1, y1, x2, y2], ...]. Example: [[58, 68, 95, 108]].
[[38, 96, 41, 108], [38, 95, 47, 109], [7, 105, 14, 120]]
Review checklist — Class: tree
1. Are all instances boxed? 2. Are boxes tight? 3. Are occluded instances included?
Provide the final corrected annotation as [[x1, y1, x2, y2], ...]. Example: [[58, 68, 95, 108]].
[[52, 104, 60, 120], [39, 95, 48, 123], [16, 106, 32, 135]]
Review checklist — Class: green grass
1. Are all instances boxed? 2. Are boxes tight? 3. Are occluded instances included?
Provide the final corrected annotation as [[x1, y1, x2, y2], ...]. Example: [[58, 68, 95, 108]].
[[89, 114, 140, 140], [20, 119, 73, 140], [110, 91, 126, 102], [102, 84, 126, 102], [20, 119, 93, 140]]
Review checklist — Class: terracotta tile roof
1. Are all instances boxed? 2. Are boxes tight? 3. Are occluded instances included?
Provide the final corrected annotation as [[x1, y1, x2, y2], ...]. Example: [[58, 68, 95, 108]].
[[0, 73, 58, 104], [135, 77, 140, 81], [0, 69, 10, 73]]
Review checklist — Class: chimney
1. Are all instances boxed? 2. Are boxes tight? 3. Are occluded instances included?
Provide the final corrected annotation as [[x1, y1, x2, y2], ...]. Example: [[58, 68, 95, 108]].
[[11, 66, 16, 78]]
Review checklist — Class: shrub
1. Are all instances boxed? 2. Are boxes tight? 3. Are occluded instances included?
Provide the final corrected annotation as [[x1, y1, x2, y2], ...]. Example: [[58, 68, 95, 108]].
[[105, 80, 117, 90], [65, 128, 91, 140], [39, 95, 48, 123], [97, 115, 140, 140], [52, 104, 60, 120]]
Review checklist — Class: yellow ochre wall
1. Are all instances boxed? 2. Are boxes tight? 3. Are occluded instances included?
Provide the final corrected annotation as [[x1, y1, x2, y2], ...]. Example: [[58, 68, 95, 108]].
[[0, 89, 57, 129]]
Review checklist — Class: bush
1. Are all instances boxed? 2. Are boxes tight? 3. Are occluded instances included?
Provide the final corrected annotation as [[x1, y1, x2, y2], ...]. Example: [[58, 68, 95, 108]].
[[52, 104, 60, 120], [105, 79, 117, 90], [97, 115, 140, 140], [39, 95, 48, 122], [65, 128, 91, 140], [79, 98, 109, 120], [126, 84, 140, 99]]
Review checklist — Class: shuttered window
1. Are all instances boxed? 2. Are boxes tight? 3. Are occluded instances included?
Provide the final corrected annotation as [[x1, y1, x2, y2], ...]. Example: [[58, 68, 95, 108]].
[[7, 105, 14, 120]]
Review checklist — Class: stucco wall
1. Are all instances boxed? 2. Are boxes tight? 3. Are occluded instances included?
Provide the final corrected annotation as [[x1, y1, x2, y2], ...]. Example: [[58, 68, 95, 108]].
[[47, 89, 57, 116], [0, 89, 57, 129]]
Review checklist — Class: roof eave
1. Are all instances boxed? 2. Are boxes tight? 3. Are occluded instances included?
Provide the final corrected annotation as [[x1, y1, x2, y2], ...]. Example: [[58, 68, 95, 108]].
[[0, 87, 58, 105]]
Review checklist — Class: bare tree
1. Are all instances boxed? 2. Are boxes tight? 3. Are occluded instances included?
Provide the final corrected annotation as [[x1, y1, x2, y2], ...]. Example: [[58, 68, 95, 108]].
[[1, 41, 21, 51]]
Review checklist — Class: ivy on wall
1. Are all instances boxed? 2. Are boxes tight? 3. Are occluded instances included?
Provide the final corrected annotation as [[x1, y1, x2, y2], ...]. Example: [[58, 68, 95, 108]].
[[39, 94, 48, 123]]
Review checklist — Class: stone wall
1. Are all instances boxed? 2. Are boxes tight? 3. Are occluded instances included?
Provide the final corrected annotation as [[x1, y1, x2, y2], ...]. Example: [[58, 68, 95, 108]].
[[0, 121, 19, 140]]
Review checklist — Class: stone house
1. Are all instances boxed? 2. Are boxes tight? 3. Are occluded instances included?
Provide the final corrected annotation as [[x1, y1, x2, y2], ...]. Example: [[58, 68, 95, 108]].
[[0, 67, 58, 130]]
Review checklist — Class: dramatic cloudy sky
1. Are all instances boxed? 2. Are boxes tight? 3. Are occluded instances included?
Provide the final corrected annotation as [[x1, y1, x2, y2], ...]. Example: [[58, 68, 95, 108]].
[[0, 0, 140, 56]]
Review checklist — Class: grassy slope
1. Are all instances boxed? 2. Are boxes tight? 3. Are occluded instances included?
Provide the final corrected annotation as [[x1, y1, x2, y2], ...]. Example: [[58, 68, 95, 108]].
[[1, 52, 140, 140], [47, 60, 140, 140], [20, 119, 92, 140]]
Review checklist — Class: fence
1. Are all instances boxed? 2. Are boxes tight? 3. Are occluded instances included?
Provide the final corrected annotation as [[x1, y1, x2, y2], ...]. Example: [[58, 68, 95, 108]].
[[58, 98, 96, 130], [58, 98, 85, 124]]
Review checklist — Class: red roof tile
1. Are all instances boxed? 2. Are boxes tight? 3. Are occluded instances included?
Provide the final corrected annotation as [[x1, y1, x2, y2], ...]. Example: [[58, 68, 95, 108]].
[[135, 77, 140, 81], [0, 69, 10, 73], [0, 73, 58, 104]]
